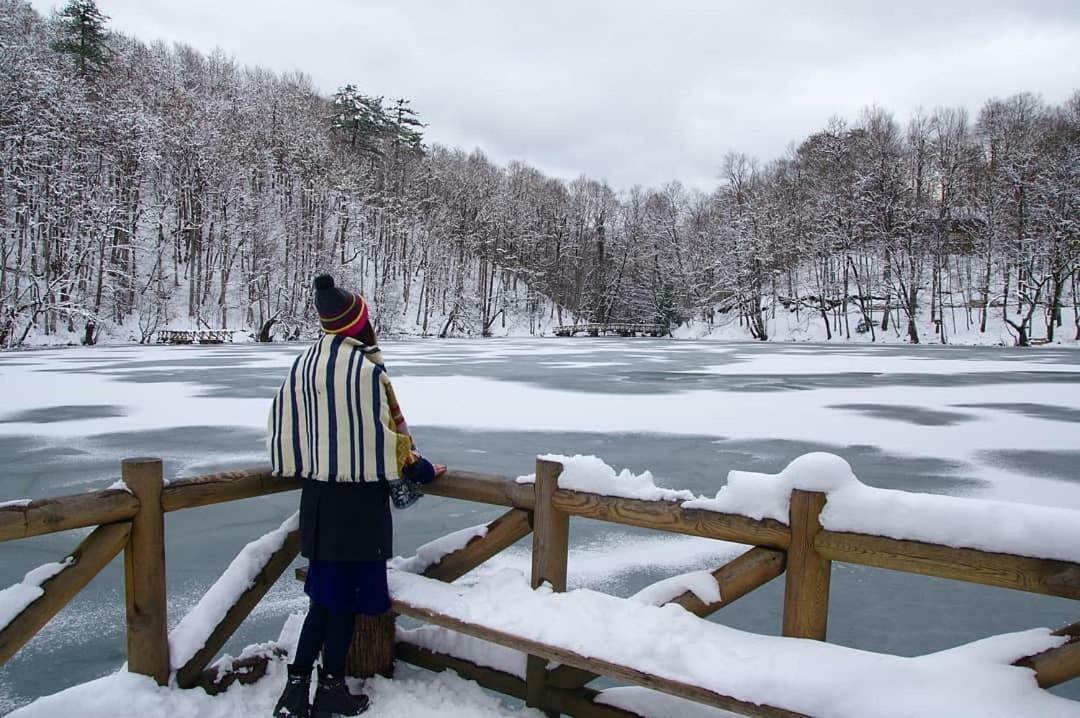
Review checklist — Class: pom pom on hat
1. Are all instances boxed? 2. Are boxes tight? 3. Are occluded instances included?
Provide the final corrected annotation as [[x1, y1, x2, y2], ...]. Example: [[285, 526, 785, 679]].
[[314, 274, 369, 336]]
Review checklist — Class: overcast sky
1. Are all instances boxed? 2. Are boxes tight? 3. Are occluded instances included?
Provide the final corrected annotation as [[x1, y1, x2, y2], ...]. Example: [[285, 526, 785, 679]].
[[30, 0, 1080, 190]]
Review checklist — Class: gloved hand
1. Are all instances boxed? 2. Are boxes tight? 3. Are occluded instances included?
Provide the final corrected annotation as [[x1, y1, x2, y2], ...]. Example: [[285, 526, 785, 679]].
[[402, 456, 439, 485]]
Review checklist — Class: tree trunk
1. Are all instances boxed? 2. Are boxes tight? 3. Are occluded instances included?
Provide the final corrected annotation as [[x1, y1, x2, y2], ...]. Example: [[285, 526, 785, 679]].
[[257, 317, 277, 343]]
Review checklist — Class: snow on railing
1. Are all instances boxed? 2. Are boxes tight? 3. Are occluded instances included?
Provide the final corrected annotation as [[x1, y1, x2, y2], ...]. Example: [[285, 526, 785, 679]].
[[388, 567, 1076, 718], [168, 512, 299, 671], [526, 451, 1080, 565], [389, 523, 490, 575], [0, 559, 72, 633], [1, 451, 1078, 717], [686, 452, 1080, 564]]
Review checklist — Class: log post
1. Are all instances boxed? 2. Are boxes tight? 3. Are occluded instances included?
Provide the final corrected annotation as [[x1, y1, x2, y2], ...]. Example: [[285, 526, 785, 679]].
[[346, 612, 396, 678], [123, 458, 169, 684], [782, 490, 831, 640], [526, 458, 569, 717]]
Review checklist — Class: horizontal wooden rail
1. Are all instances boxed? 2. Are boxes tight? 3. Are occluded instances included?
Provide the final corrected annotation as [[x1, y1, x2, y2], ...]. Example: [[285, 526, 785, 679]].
[[392, 596, 805, 718], [421, 470, 536, 509], [0, 489, 139, 542], [551, 489, 791, 549], [0, 469, 300, 543], [815, 530, 1080, 600], [396, 640, 528, 700], [8, 470, 1077, 597], [161, 468, 298, 512], [548, 547, 787, 691]]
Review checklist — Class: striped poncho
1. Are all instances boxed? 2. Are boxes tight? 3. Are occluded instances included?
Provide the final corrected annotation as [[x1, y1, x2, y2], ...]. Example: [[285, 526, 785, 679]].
[[267, 335, 415, 483]]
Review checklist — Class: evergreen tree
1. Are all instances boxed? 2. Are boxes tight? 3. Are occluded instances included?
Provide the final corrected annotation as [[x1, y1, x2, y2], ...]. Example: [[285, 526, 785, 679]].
[[389, 98, 425, 152], [330, 85, 390, 154], [51, 0, 110, 77]]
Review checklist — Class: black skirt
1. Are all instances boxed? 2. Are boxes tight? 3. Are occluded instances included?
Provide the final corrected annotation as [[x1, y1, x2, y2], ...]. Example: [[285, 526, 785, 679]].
[[299, 479, 393, 562]]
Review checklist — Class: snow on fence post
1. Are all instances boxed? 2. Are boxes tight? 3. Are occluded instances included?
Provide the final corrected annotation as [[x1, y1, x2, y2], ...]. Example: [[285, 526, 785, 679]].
[[782, 490, 831, 640], [123, 457, 170, 685], [526, 458, 569, 717]]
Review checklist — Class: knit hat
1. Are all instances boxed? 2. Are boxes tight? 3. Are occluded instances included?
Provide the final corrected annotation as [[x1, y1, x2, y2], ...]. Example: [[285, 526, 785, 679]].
[[314, 275, 369, 336]]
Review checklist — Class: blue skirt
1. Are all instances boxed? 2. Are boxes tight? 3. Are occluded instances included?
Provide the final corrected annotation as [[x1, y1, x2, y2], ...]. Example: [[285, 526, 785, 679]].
[[304, 559, 391, 615]]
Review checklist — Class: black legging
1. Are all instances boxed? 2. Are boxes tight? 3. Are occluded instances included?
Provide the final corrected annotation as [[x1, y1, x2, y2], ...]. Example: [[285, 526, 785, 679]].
[[293, 601, 355, 675]]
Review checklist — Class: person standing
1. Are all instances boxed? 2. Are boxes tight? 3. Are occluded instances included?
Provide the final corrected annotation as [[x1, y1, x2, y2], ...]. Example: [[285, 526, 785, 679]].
[[269, 274, 441, 718]]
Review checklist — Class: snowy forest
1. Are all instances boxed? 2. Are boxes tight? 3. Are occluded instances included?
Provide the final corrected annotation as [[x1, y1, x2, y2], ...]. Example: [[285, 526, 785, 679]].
[[1, 0, 1077, 348]]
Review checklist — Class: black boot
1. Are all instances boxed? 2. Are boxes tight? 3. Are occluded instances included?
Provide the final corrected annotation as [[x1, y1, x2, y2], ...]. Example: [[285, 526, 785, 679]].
[[273, 664, 312, 718], [312, 667, 370, 717]]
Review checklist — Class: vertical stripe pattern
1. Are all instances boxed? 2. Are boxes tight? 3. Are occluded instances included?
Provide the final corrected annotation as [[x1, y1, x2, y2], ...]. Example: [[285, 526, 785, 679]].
[[267, 335, 411, 483]]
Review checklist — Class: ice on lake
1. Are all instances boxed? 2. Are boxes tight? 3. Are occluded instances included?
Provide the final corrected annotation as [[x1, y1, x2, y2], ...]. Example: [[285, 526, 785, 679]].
[[1, 338, 1079, 710]]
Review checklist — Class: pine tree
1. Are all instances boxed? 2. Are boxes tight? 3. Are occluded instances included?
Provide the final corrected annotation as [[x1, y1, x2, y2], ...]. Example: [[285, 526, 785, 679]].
[[330, 85, 390, 154], [52, 0, 110, 77], [389, 98, 425, 152]]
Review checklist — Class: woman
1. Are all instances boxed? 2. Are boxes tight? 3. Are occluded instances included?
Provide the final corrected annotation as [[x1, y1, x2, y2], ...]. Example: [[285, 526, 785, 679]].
[[269, 274, 441, 718]]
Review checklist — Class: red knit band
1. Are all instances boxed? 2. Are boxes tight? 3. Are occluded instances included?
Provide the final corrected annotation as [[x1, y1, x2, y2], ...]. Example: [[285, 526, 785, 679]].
[[320, 293, 369, 335]]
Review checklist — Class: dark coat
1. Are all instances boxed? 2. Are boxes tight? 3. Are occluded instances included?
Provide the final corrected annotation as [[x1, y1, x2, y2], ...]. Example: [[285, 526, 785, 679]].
[[299, 478, 392, 562]]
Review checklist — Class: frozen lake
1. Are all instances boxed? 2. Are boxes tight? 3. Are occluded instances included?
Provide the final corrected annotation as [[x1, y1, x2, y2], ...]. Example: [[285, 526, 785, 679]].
[[1, 338, 1079, 711]]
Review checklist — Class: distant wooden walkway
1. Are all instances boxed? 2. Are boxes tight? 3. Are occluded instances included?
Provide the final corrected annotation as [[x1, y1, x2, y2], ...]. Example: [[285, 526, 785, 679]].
[[156, 330, 234, 345], [554, 323, 666, 338]]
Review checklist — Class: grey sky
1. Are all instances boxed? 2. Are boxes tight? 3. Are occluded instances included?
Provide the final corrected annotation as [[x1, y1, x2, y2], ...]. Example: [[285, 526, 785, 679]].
[[31, 0, 1080, 190]]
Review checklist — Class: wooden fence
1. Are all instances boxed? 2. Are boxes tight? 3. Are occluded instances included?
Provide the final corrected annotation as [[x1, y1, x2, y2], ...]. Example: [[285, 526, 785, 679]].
[[0, 459, 1077, 716]]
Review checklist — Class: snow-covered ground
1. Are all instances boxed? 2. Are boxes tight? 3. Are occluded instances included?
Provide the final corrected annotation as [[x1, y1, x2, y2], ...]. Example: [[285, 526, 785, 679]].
[[673, 303, 1080, 346], [1, 338, 1078, 713], [8, 610, 747, 718]]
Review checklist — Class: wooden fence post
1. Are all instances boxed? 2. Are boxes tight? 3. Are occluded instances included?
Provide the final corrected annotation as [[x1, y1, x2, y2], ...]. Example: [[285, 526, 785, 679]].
[[782, 490, 831, 640], [346, 612, 396, 678], [123, 458, 170, 684], [526, 458, 569, 717]]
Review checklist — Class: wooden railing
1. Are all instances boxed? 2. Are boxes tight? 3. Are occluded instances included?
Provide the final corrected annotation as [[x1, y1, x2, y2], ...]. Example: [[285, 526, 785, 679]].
[[553, 323, 666, 338], [0, 459, 1077, 716], [0, 462, 300, 692]]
